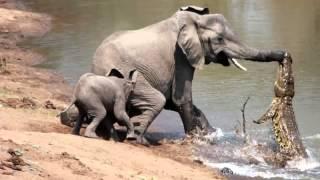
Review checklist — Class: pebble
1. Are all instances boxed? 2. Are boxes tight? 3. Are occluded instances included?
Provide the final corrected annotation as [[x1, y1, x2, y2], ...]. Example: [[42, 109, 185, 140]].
[[220, 167, 233, 176]]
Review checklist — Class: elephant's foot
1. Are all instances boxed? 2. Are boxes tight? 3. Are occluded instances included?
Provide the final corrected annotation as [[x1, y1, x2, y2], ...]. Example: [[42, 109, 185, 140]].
[[109, 128, 120, 142], [84, 130, 99, 139], [71, 130, 80, 136], [136, 136, 150, 146], [126, 131, 137, 140], [178, 103, 214, 136], [191, 105, 215, 135], [110, 133, 120, 142], [71, 125, 82, 135]]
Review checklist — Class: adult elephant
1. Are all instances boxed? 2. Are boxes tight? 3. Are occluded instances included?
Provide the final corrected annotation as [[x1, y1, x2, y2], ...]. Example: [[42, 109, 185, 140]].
[[91, 6, 285, 144]]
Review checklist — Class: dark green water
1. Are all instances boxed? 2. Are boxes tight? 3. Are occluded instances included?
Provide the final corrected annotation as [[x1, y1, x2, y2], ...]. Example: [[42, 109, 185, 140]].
[[25, 0, 320, 178]]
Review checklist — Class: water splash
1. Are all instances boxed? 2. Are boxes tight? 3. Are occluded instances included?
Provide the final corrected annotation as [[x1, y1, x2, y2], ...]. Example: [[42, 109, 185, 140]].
[[204, 128, 224, 140], [204, 161, 311, 179], [194, 129, 320, 179], [191, 128, 224, 145], [202, 151, 320, 179], [304, 134, 320, 140], [286, 150, 320, 171]]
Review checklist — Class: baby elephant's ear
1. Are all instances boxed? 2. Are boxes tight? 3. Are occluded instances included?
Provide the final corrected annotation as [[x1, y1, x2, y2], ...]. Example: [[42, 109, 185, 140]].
[[107, 68, 125, 79], [128, 69, 138, 83]]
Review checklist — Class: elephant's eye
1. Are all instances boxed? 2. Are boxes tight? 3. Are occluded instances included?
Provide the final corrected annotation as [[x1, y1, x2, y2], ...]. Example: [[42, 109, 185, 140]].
[[213, 36, 224, 44]]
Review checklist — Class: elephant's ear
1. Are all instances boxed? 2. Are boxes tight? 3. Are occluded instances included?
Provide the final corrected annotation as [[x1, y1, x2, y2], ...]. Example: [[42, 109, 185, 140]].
[[128, 69, 138, 83], [106, 68, 125, 79], [177, 14, 205, 70], [179, 6, 209, 15]]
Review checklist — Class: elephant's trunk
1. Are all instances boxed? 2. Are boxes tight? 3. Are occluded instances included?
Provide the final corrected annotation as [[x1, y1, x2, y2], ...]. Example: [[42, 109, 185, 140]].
[[223, 40, 285, 62]]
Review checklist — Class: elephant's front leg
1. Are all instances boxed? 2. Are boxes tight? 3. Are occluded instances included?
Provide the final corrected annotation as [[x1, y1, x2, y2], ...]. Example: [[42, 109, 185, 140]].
[[178, 102, 214, 135], [178, 102, 193, 133], [171, 57, 214, 136]]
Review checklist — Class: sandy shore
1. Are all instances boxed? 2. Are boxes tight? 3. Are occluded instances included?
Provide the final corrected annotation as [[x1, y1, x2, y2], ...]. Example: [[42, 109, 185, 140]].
[[0, 1, 223, 179]]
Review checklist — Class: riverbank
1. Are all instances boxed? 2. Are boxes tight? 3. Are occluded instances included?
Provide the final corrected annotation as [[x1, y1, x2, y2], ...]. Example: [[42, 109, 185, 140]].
[[0, 1, 223, 179]]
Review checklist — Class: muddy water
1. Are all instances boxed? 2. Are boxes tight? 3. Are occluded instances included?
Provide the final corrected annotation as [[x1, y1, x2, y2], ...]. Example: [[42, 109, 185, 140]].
[[26, 0, 320, 179]]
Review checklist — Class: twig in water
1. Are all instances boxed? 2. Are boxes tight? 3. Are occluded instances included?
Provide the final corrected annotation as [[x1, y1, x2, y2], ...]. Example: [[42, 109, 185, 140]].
[[240, 97, 250, 141], [234, 119, 242, 135]]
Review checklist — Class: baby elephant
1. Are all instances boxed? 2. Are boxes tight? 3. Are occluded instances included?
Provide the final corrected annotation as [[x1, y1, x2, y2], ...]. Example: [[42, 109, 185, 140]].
[[62, 69, 138, 140]]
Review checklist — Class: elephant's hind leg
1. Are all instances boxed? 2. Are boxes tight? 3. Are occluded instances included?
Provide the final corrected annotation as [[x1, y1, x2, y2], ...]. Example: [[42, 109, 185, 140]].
[[113, 98, 136, 140], [103, 119, 120, 141], [129, 75, 166, 145], [84, 105, 107, 138]]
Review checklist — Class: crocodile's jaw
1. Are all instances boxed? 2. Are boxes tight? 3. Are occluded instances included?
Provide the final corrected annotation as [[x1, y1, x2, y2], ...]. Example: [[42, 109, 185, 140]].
[[274, 57, 295, 97]]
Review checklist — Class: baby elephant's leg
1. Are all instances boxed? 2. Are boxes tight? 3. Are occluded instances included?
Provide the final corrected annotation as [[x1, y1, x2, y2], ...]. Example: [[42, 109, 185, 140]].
[[85, 106, 106, 138], [114, 99, 136, 140], [110, 126, 120, 141], [72, 105, 85, 135], [103, 119, 120, 141]]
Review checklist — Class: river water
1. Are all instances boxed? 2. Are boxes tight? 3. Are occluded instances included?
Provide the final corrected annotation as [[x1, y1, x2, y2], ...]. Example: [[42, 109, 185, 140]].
[[25, 0, 320, 179]]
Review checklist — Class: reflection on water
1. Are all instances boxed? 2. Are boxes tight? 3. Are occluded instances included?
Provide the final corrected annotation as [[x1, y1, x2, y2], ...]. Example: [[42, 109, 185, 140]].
[[25, 0, 320, 178]]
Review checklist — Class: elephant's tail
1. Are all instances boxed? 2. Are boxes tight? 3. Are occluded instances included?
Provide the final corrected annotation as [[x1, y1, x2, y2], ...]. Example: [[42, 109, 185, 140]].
[[56, 98, 76, 118]]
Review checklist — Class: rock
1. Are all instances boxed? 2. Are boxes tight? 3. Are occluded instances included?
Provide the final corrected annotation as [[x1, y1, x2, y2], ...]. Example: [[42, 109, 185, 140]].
[[44, 100, 56, 109], [7, 148, 23, 157], [220, 167, 233, 176], [2, 97, 37, 109], [5, 98, 20, 108], [0, 148, 27, 172], [2, 171, 14, 175], [192, 158, 203, 165], [0, 57, 9, 74], [31, 144, 40, 149], [21, 97, 37, 109]]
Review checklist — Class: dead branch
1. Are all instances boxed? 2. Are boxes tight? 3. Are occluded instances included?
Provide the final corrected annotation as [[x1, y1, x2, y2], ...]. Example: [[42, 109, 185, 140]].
[[240, 97, 250, 138]]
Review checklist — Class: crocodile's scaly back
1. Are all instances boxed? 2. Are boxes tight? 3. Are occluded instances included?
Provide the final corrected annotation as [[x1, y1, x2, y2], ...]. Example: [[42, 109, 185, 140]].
[[255, 53, 307, 163]]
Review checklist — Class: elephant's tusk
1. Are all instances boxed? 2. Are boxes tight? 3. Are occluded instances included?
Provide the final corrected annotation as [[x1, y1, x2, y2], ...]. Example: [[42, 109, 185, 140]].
[[230, 58, 247, 71]]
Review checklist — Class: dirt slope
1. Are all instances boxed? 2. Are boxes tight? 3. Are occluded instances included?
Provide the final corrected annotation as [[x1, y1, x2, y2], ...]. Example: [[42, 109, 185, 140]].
[[0, 130, 222, 180]]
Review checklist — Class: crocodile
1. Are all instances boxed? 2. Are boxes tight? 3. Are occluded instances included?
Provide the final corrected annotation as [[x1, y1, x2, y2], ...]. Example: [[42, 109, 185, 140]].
[[254, 53, 308, 164]]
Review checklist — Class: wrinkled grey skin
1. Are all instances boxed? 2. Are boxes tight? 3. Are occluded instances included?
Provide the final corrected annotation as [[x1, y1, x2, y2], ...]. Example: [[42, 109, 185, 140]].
[[60, 105, 79, 128], [91, 6, 286, 144], [61, 69, 138, 140]]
